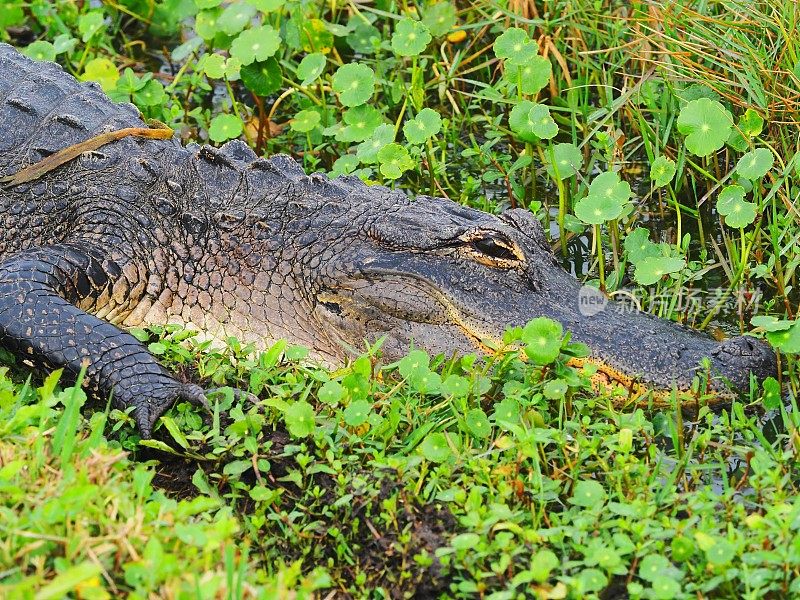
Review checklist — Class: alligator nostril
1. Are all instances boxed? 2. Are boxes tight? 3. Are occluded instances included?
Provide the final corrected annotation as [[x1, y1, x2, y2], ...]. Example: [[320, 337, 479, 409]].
[[713, 335, 777, 382], [320, 300, 342, 316]]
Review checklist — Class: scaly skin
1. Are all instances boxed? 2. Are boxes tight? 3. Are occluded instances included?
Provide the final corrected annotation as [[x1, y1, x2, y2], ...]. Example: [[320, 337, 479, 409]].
[[0, 45, 777, 435]]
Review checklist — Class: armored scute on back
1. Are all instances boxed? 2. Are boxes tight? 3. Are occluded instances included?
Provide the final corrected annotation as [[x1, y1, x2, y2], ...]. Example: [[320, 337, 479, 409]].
[[0, 43, 777, 436]]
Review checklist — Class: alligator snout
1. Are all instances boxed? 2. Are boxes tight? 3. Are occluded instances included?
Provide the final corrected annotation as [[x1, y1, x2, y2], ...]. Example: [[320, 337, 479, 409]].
[[710, 335, 777, 390]]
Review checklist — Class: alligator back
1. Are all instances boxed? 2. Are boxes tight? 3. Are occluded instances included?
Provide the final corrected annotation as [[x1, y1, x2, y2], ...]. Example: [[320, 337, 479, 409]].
[[0, 43, 146, 177]]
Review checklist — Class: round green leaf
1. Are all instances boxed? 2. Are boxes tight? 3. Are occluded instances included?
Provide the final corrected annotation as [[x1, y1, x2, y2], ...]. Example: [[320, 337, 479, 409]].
[[767, 321, 800, 353], [208, 113, 243, 143], [676, 98, 733, 157], [465, 408, 491, 439], [493, 27, 538, 66], [297, 52, 326, 86], [246, 0, 285, 12], [403, 108, 442, 144], [217, 2, 256, 35], [422, 3, 457, 37], [23, 40, 56, 62], [546, 143, 582, 180], [440, 374, 469, 397], [347, 23, 381, 54], [624, 228, 660, 264], [521, 317, 563, 365], [356, 123, 395, 164], [569, 479, 606, 508], [717, 184, 757, 228], [343, 399, 372, 427], [639, 554, 672, 583], [80, 57, 119, 92], [378, 143, 415, 179], [291, 109, 321, 133], [318, 380, 344, 405], [301, 19, 334, 53], [650, 156, 676, 188], [735, 147, 773, 180], [240, 58, 282, 96], [526, 103, 557, 139], [633, 256, 685, 286], [230, 25, 281, 65], [398, 349, 431, 379], [704, 538, 735, 566], [331, 154, 359, 177], [332, 63, 376, 107], [543, 378, 567, 400], [339, 105, 384, 142], [420, 432, 450, 462], [578, 568, 607, 592], [574, 194, 623, 225], [285, 400, 315, 438], [505, 55, 551, 95], [391, 18, 432, 56]]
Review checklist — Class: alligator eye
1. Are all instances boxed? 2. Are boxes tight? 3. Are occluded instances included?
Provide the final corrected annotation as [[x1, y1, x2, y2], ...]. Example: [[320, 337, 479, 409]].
[[471, 235, 517, 261]]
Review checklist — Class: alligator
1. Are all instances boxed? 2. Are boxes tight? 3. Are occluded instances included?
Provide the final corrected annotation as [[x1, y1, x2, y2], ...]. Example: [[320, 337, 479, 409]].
[[0, 44, 777, 436]]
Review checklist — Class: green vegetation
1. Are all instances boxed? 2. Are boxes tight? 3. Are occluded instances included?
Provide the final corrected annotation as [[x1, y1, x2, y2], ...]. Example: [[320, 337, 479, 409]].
[[2, 0, 800, 597]]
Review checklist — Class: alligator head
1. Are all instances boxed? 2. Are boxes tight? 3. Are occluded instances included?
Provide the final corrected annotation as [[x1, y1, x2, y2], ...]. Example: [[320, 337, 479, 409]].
[[303, 187, 776, 405]]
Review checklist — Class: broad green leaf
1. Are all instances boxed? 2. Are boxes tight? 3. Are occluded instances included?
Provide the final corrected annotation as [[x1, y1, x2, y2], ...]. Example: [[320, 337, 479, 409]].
[[634, 256, 684, 286], [493, 27, 538, 66], [285, 400, 316, 437], [505, 55, 551, 95], [230, 25, 281, 65], [332, 63, 376, 107], [240, 58, 282, 95], [403, 108, 442, 144], [78, 12, 105, 43], [546, 143, 582, 180], [291, 109, 321, 133], [569, 479, 606, 508], [521, 317, 563, 365], [297, 52, 326, 86], [343, 399, 372, 427], [217, 2, 256, 35], [339, 105, 384, 142], [347, 22, 381, 54], [735, 147, 773, 180], [465, 408, 491, 439], [420, 432, 450, 462], [676, 98, 733, 156], [356, 123, 395, 164], [23, 41, 56, 62], [208, 113, 243, 143], [318, 380, 344, 405], [650, 156, 676, 188], [422, 3, 457, 37], [301, 18, 334, 53], [624, 228, 660, 264], [377, 143, 414, 179], [80, 58, 119, 92], [391, 18, 432, 56]]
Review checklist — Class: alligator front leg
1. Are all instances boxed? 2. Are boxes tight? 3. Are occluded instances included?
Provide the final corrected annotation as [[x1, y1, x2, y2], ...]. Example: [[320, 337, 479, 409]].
[[0, 243, 208, 436]]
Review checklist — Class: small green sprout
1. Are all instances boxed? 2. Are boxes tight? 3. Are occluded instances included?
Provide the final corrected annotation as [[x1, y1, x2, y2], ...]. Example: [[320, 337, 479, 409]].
[[650, 156, 677, 188]]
